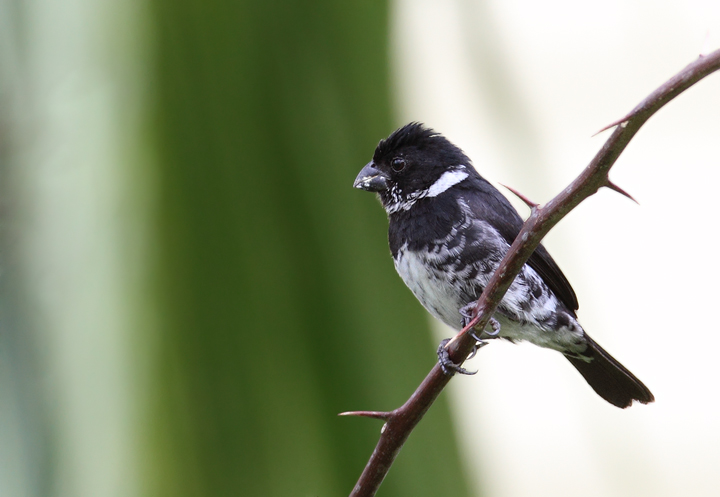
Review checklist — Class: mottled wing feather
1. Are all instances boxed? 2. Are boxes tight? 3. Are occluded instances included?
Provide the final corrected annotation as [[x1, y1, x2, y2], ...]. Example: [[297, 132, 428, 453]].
[[461, 177, 579, 314]]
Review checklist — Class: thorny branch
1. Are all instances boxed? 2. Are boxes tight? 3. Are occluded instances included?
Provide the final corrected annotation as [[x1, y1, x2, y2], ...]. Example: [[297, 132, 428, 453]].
[[341, 49, 720, 497]]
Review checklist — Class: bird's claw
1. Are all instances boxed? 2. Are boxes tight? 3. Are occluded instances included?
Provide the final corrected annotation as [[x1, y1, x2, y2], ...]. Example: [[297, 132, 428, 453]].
[[486, 317, 501, 336], [459, 303, 477, 327], [460, 303, 502, 339], [437, 339, 477, 376], [465, 339, 489, 360]]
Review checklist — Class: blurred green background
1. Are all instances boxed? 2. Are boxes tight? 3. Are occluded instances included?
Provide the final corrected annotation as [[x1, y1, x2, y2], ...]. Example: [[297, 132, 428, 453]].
[[0, 0, 470, 496], [146, 0, 470, 495]]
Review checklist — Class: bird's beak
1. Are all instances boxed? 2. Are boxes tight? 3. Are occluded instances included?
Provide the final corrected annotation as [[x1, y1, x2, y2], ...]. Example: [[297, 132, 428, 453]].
[[353, 161, 389, 192]]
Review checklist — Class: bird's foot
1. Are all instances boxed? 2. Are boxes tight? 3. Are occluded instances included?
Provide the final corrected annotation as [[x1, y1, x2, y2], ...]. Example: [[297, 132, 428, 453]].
[[437, 338, 479, 376], [440, 305, 501, 375], [460, 303, 502, 339], [459, 302, 477, 328]]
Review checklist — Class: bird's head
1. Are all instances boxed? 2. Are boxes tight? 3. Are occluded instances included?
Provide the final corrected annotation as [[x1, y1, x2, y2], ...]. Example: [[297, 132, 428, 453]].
[[353, 122, 471, 214]]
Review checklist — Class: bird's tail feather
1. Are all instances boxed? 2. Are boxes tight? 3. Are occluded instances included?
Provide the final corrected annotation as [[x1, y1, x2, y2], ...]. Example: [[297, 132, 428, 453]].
[[565, 334, 654, 408]]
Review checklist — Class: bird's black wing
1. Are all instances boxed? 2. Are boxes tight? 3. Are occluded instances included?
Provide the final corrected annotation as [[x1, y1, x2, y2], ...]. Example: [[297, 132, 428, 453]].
[[462, 176, 579, 314], [527, 241, 579, 313]]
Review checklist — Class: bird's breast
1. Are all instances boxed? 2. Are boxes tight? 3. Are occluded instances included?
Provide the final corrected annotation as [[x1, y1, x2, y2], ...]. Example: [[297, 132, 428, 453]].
[[393, 244, 467, 330]]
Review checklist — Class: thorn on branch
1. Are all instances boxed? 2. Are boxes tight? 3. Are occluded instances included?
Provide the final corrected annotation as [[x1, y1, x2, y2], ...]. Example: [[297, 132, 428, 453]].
[[606, 179, 639, 204], [500, 183, 539, 209], [593, 116, 630, 136], [339, 410, 393, 420]]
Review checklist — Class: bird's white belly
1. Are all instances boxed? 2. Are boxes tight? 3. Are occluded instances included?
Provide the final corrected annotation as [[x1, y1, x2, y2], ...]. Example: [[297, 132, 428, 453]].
[[394, 247, 467, 330]]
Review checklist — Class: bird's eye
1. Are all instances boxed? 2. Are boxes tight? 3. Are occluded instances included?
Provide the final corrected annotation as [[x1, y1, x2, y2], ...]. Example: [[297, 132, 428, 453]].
[[391, 157, 406, 172]]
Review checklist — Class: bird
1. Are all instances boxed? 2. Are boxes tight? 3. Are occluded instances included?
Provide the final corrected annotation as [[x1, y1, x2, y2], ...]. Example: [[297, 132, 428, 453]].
[[353, 122, 654, 408]]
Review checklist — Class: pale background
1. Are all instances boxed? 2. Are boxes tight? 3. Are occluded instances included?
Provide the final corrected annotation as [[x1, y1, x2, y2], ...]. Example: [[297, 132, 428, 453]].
[[392, 0, 720, 496]]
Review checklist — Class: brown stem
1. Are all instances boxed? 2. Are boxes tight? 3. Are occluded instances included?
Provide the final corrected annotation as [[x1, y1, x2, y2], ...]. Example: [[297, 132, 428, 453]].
[[346, 49, 720, 497]]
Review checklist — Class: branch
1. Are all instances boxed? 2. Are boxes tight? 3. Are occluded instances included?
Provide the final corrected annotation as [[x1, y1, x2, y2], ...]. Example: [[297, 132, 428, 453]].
[[344, 49, 720, 497]]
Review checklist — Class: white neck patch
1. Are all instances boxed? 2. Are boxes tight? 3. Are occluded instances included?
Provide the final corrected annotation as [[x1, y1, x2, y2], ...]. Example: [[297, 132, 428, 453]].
[[426, 169, 468, 198], [384, 167, 469, 215]]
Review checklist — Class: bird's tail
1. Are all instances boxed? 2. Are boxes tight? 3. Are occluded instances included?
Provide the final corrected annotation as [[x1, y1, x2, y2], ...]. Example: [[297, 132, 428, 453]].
[[565, 334, 654, 408]]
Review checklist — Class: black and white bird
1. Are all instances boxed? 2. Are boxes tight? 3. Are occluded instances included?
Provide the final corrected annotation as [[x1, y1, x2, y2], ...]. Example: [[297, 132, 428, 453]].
[[353, 122, 653, 408]]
